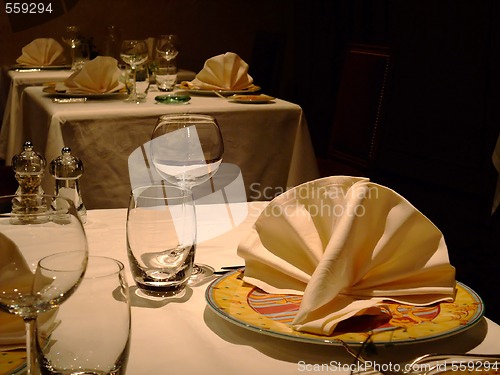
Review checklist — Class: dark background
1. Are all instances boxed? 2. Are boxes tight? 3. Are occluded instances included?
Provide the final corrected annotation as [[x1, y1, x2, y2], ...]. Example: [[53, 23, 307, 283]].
[[1, 0, 499, 321]]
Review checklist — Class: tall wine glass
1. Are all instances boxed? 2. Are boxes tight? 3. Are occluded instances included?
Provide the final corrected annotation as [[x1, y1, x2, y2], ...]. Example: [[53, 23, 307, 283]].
[[0, 194, 88, 374], [120, 40, 149, 103], [62, 26, 82, 70], [150, 114, 224, 284]]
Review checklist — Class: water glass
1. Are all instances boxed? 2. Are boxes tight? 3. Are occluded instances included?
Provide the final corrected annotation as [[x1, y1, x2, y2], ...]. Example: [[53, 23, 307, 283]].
[[155, 59, 177, 91], [127, 184, 196, 298], [37, 256, 131, 375]]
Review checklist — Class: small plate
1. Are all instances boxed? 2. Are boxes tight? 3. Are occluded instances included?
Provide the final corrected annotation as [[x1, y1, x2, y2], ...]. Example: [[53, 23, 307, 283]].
[[229, 94, 275, 104], [205, 270, 484, 346], [42, 83, 126, 98], [11, 64, 71, 71], [178, 84, 261, 96]]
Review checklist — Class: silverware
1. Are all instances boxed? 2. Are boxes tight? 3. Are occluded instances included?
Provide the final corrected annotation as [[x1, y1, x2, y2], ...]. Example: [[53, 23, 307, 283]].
[[52, 98, 87, 104], [214, 265, 244, 275], [342, 339, 500, 375]]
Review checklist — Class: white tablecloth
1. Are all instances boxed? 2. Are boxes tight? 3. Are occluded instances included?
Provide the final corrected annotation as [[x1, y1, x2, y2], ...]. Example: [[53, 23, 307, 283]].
[[1, 202, 499, 374], [6, 86, 319, 209], [88, 203, 500, 374], [0, 68, 71, 163]]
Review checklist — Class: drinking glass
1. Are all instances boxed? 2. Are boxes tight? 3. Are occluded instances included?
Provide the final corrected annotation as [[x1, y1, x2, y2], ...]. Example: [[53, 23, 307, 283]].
[[127, 184, 196, 298], [37, 256, 131, 375], [155, 59, 177, 92], [120, 39, 148, 103], [150, 114, 224, 283], [72, 42, 90, 71], [155, 34, 179, 61], [0, 194, 88, 375], [61, 26, 82, 70]]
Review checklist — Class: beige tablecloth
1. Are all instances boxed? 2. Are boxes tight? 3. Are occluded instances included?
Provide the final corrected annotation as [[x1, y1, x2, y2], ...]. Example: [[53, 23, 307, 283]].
[[10, 86, 319, 208], [0, 68, 196, 164]]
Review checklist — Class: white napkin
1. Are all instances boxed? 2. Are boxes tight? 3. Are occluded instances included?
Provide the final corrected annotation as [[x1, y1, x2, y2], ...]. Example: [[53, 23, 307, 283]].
[[237, 176, 456, 336], [63, 56, 123, 94], [184, 52, 253, 90], [16, 38, 66, 66], [0, 233, 33, 347]]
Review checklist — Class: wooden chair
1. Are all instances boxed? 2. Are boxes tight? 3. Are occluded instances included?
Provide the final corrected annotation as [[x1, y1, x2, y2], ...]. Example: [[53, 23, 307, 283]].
[[318, 43, 391, 178]]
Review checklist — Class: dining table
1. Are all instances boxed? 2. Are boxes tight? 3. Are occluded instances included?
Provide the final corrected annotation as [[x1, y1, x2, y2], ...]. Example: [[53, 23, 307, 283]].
[[1, 84, 319, 209], [0, 67, 196, 165], [3, 200, 500, 375]]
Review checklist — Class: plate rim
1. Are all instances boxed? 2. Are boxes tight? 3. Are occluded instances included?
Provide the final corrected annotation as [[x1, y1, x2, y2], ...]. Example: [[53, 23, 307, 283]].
[[178, 84, 261, 96], [205, 270, 485, 346], [42, 85, 126, 98]]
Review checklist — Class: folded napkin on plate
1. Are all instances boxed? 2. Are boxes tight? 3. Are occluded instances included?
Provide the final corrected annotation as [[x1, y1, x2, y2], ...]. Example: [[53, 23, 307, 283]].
[[16, 38, 66, 66], [63, 56, 122, 94], [0, 233, 33, 347], [183, 52, 253, 90], [237, 176, 456, 336]]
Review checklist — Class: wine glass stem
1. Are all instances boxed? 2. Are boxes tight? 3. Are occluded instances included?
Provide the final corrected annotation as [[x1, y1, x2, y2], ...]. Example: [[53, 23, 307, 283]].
[[70, 45, 76, 70], [130, 65, 138, 101], [25, 318, 38, 374]]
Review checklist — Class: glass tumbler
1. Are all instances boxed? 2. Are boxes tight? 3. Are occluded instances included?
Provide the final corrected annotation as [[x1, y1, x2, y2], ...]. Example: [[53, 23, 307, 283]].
[[37, 256, 131, 375], [127, 184, 196, 298]]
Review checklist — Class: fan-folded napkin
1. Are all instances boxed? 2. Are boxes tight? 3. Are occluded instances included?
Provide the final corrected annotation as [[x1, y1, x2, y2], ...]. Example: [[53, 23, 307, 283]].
[[237, 176, 456, 336], [184, 52, 253, 90], [63, 56, 122, 94], [0, 233, 33, 347], [16, 38, 66, 66]]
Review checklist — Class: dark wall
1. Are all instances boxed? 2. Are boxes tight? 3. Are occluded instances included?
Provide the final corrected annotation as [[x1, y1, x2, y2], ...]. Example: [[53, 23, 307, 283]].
[[291, 0, 500, 319]]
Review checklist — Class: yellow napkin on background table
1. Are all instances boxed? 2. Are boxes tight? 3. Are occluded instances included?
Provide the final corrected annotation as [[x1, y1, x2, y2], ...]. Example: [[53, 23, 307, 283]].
[[183, 52, 253, 90], [237, 176, 456, 336], [62, 56, 123, 94], [16, 38, 66, 67]]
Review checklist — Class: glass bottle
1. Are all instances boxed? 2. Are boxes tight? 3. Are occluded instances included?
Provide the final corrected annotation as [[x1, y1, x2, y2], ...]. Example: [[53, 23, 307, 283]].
[[50, 146, 87, 223], [11, 141, 47, 214]]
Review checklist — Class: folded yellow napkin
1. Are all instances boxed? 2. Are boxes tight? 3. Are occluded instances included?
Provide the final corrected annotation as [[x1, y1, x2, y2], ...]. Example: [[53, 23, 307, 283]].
[[0, 233, 33, 347], [237, 176, 456, 336], [184, 52, 253, 90], [63, 56, 123, 94], [16, 38, 66, 66]]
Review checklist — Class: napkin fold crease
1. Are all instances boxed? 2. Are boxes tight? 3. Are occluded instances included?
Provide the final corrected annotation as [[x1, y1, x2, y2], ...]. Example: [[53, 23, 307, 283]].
[[16, 38, 66, 66], [237, 176, 456, 336]]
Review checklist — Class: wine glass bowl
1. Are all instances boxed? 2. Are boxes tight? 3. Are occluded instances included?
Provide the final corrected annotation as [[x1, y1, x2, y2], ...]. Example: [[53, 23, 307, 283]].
[[0, 194, 88, 374], [155, 34, 179, 61], [151, 114, 224, 189], [120, 39, 149, 103]]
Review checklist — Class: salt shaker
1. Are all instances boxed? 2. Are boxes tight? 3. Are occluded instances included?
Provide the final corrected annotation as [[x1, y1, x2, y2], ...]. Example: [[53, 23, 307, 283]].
[[11, 141, 47, 214], [50, 146, 87, 223]]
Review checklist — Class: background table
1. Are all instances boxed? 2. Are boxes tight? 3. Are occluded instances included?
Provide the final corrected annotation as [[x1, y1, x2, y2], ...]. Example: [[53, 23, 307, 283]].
[[0, 68, 196, 164], [65, 203, 500, 374], [11, 86, 319, 208]]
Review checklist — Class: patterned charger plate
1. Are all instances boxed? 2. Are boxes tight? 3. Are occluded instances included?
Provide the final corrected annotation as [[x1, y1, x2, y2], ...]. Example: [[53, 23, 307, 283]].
[[205, 270, 484, 345]]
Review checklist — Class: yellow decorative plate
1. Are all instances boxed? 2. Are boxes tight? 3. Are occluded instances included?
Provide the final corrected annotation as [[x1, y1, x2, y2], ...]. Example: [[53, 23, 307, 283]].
[[205, 271, 484, 345], [0, 351, 26, 375]]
